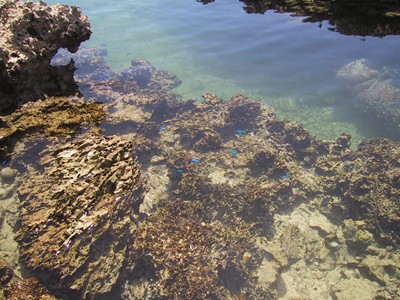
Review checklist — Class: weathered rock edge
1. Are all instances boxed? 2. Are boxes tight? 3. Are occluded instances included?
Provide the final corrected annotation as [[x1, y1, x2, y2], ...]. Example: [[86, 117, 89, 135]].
[[0, 0, 91, 113]]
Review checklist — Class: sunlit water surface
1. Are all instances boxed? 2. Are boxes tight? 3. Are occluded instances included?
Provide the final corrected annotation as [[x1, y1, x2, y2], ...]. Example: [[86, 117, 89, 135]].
[[47, 0, 400, 145]]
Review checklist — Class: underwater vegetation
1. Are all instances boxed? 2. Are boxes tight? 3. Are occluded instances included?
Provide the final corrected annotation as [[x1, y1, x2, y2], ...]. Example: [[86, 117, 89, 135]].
[[1, 47, 397, 299]]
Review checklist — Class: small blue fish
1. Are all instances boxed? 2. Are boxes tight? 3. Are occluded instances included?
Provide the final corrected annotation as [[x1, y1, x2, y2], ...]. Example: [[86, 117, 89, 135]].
[[282, 174, 291, 179], [228, 150, 238, 156], [236, 129, 246, 135], [176, 169, 184, 173], [160, 125, 166, 131], [191, 158, 200, 164], [2, 160, 6, 165]]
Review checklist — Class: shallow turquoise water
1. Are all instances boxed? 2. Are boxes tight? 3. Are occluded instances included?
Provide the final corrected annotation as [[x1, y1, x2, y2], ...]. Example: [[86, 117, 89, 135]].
[[47, 0, 400, 144]]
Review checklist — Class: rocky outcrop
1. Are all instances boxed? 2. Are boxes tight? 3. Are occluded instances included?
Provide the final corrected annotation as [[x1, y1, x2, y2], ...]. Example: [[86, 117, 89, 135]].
[[0, 0, 91, 113]]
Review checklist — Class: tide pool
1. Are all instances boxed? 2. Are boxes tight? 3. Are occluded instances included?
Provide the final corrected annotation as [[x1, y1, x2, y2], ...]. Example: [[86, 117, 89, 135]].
[[46, 0, 400, 145]]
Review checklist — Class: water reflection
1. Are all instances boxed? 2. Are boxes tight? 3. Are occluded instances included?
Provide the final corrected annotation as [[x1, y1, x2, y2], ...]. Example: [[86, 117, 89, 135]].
[[198, 0, 400, 36]]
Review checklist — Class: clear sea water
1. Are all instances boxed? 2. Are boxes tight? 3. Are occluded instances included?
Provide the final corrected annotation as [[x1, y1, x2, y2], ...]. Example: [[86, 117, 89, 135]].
[[46, 0, 400, 145]]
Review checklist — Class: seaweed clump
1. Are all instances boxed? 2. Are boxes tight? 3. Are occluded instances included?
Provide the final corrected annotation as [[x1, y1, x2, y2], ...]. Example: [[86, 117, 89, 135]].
[[0, 258, 56, 300], [317, 138, 400, 246], [134, 201, 274, 299]]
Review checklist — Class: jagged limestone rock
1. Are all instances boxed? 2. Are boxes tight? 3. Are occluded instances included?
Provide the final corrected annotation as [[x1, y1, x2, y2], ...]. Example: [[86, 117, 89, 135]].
[[17, 133, 145, 299]]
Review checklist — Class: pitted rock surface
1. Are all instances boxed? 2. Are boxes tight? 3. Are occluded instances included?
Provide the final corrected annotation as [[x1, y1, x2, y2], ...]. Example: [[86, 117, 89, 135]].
[[0, 0, 91, 112]]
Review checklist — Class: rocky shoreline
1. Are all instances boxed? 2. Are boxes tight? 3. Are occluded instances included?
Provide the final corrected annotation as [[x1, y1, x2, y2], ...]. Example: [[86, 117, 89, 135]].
[[0, 1, 399, 299]]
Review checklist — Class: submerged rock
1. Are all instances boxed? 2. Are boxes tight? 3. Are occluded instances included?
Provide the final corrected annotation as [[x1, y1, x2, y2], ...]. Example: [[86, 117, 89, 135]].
[[0, 167, 17, 184], [52, 47, 185, 133], [337, 59, 400, 132], [356, 79, 400, 129], [17, 133, 145, 299], [0, 96, 105, 160], [336, 59, 379, 84], [0, 0, 91, 113]]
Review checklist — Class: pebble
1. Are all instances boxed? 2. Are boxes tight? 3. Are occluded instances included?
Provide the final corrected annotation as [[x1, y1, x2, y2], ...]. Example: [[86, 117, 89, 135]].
[[329, 241, 340, 248], [0, 167, 18, 183]]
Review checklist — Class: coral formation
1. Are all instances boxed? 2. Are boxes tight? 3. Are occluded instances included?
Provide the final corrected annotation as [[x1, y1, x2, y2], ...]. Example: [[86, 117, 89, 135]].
[[0, 0, 91, 112]]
